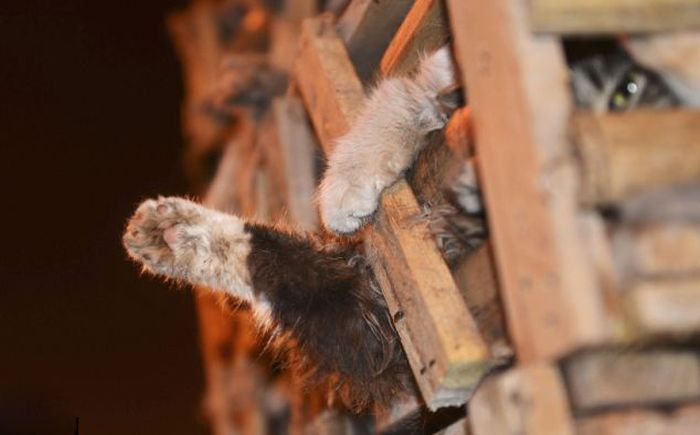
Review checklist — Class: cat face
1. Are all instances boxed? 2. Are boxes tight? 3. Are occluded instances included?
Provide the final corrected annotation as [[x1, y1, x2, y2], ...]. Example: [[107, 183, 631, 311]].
[[570, 52, 679, 112]]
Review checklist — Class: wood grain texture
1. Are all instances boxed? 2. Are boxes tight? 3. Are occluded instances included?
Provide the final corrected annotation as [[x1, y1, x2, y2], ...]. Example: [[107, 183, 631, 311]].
[[574, 110, 700, 205], [576, 404, 700, 435], [625, 278, 700, 336], [530, 0, 700, 34], [294, 14, 490, 409], [294, 14, 365, 154], [271, 96, 320, 229], [614, 222, 700, 280], [468, 364, 575, 435], [564, 350, 700, 412], [336, 0, 413, 83], [448, 0, 609, 362], [379, 0, 449, 77]]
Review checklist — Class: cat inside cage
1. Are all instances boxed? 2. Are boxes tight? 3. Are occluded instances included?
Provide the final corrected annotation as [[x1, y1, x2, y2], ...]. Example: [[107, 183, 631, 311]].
[[125, 1, 700, 432]]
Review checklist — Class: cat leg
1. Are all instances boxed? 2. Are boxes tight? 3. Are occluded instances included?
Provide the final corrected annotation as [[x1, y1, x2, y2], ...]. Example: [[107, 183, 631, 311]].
[[123, 196, 255, 302], [319, 45, 458, 234], [124, 197, 409, 406]]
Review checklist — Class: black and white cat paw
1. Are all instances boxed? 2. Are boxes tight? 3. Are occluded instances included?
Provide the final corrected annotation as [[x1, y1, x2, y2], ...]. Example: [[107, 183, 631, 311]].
[[319, 174, 379, 234], [123, 197, 205, 276]]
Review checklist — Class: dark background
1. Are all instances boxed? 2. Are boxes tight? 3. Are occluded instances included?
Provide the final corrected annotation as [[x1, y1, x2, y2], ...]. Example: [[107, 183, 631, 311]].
[[1, 1, 209, 434]]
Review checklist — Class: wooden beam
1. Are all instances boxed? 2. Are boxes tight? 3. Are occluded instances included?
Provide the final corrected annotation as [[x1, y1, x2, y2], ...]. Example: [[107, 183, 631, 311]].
[[576, 404, 700, 435], [625, 278, 700, 336], [294, 14, 365, 154], [564, 349, 700, 412], [614, 222, 700, 280], [379, 0, 449, 77], [530, 0, 700, 34], [452, 244, 512, 361], [270, 96, 320, 230], [574, 110, 700, 205], [294, 15, 490, 409], [336, 0, 413, 83], [448, 0, 610, 362], [469, 364, 575, 435]]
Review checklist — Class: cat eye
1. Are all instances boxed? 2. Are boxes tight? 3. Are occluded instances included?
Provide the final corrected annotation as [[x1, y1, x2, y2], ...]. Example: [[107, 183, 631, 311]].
[[609, 70, 645, 111]]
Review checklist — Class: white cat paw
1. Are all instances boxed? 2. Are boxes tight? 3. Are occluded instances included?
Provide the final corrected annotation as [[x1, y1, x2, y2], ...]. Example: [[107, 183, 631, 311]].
[[123, 197, 204, 275], [320, 173, 379, 234]]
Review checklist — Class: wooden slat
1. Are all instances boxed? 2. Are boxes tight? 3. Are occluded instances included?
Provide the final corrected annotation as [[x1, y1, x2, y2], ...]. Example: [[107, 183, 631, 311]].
[[270, 96, 320, 229], [469, 364, 575, 435], [620, 182, 700, 222], [614, 222, 700, 280], [576, 404, 700, 435], [336, 0, 414, 82], [625, 278, 700, 336], [530, 0, 700, 34], [574, 111, 700, 205], [294, 14, 365, 154], [379, 0, 449, 77], [564, 350, 700, 412], [294, 15, 490, 409], [448, 0, 610, 362], [452, 244, 512, 361]]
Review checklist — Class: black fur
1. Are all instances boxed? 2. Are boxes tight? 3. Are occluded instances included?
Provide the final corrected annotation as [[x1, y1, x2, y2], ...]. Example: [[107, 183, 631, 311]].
[[243, 223, 414, 409]]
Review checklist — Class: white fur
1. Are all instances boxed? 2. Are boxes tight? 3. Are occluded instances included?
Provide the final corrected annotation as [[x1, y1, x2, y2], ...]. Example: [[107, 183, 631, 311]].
[[452, 159, 482, 214], [319, 45, 457, 234], [123, 197, 255, 302]]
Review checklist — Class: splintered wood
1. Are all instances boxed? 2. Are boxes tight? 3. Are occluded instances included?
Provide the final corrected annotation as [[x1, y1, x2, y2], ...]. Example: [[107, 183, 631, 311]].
[[294, 15, 490, 409]]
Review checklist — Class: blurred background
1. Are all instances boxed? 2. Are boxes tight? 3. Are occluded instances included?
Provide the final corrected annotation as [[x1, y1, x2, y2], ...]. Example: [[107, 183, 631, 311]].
[[1, 1, 208, 434]]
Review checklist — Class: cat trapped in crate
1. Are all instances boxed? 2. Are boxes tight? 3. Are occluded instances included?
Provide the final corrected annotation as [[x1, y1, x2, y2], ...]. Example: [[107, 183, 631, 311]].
[[124, 41, 694, 408]]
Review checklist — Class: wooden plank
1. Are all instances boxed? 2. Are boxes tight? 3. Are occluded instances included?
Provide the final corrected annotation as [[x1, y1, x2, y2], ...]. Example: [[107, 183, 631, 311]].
[[294, 15, 365, 154], [564, 349, 700, 412], [469, 364, 575, 435], [452, 244, 512, 361], [614, 222, 700, 280], [336, 0, 414, 83], [448, 0, 610, 362], [574, 111, 700, 205], [530, 0, 700, 34], [576, 404, 700, 435], [379, 0, 449, 77], [271, 96, 320, 230], [294, 15, 490, 409], [625, 278, 700, 336], [167, 3, 224, 153], [620, 182, 700, 222]]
